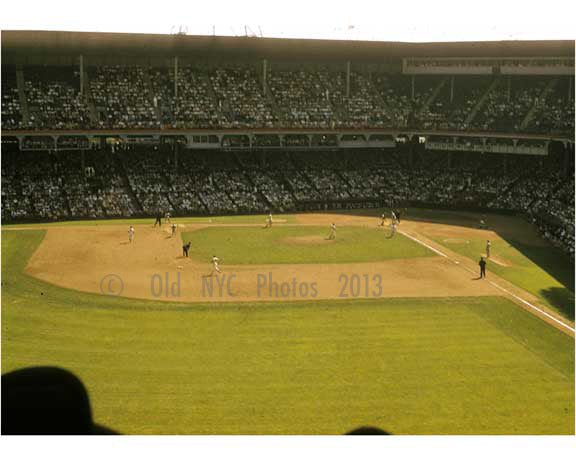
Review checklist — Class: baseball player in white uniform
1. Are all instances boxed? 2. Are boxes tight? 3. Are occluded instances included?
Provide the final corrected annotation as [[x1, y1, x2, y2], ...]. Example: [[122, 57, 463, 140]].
[[265, 213, 273, 229], [379, 213, 386, 227], [327, 223, 337, 240], [128, 225, 135, 243], [171, 223, 177, 237], [210, 255, 222, 275], [486, 239, 491, 258]]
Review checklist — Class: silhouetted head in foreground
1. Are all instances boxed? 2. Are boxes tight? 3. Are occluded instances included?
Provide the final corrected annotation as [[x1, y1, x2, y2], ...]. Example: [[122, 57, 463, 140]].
[[3, 366, 390, 435], [346, 426, 391, 435], [2, 366, 117, 435]]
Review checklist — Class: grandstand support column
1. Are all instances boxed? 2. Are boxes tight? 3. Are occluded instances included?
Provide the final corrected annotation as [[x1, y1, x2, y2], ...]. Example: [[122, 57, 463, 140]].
[[465, 77, 501, 127], [174, 57, 179, 99], [81, 150, 85, 171], [15, 67, 29, 126], [262, 59, 268, 95], [568, 76, 573, 100], [450, 76, 454, 103], [79, 55, 84, 96], [411, 76, 415, 100], [507, 76, 511, 102], [174, 144, 178, 172], [346, 61, 351, 98], [520, 77, 557, 131], [565, 142, 572, 177]]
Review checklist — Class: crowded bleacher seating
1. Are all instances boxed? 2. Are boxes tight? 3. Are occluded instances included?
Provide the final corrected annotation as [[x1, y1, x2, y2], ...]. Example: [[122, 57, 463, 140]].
[[2, 143, 573, 257], [0, 64, 572, 134]]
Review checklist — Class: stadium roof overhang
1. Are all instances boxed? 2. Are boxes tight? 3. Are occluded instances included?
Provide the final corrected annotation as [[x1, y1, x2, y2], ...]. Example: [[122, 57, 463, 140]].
[[1, 30, 574, 63]]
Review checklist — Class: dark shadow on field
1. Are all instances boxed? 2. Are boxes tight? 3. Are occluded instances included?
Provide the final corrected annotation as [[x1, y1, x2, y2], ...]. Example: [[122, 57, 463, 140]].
[[503, 239, 575, 292], [500, 238, 575, 320], [540, 287, 575, 321]]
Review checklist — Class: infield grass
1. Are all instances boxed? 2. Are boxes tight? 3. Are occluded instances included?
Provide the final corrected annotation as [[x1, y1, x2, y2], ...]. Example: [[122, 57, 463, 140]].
[[2, 229, 574, 434], [182, 225, 434, 264]]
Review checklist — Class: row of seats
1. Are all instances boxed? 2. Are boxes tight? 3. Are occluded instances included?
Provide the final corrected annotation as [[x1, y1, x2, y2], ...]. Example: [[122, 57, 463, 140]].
[[2, 146, 573, 256], [2, 65, 573, 134]]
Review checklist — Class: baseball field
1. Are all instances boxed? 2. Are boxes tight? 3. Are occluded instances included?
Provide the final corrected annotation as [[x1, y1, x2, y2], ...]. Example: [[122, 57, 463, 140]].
[[2, 209, 574, 434]]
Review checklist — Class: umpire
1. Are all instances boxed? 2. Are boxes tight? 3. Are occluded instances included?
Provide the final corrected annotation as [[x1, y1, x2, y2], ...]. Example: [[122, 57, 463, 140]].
[[479, 257, 487, 279], [182, 242, 191, 258]]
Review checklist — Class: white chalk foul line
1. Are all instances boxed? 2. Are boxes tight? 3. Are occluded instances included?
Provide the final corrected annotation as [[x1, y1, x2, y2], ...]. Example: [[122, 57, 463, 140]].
[[398, 230, 448, 258], [399, 230, 575, 334], [487, 280, 575, 333]]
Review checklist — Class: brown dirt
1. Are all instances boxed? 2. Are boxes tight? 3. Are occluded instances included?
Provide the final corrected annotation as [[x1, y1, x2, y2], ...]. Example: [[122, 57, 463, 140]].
[[22, 211, 574, 335], [283, 235, 334, 245], [26, 222, 500, 303]]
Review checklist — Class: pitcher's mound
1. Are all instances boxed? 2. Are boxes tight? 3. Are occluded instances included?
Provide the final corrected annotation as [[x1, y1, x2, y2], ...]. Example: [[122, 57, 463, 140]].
[[283, 235, 335, 245]]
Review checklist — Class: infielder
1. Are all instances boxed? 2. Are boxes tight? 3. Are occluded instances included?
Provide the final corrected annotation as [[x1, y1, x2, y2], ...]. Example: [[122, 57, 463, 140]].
[[209, 255, 222, 275], [327, 223, 337, 240], [171, 223, 177, 237], [128, 225, 135, 243], [165, 211, 172, 224], [264, 213, 273, 229], [379, 213, 386, 227], [486, 239, 491, 258]]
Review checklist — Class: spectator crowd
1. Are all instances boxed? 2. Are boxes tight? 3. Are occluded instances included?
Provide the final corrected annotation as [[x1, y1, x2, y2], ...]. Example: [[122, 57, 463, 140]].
[[2, 145, 573, 257], [2, 65, 572, 134]]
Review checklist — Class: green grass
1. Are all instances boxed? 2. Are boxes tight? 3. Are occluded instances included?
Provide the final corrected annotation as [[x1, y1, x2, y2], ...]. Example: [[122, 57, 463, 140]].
[[0, 213, 297, 229], [183, 225, 435, 264], [2, 230, 574, 434], [428, 236, 575, 321]]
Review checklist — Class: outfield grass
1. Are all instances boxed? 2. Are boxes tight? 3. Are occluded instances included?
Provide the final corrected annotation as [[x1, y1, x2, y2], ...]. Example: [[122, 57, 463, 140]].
[[183, 225, 435, 264], [2, 230, 574, 434], [428, 235, 575, 321]]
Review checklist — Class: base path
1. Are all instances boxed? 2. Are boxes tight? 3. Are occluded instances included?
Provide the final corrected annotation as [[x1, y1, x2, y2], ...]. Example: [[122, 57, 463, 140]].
[[26, 222, 502, 303]]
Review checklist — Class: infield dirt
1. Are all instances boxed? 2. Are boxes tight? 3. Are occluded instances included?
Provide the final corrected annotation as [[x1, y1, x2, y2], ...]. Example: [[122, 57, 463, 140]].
[[24, 212, 553, 310]]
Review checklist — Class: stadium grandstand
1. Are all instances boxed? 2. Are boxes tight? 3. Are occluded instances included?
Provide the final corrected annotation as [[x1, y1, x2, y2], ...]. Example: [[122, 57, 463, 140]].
[[1, 30, 574, 260]]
